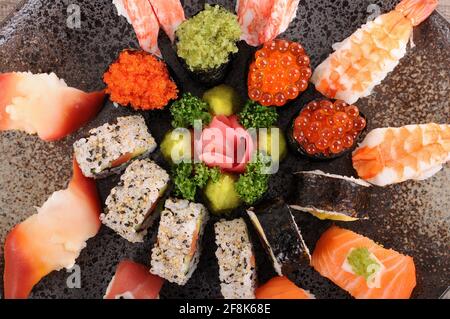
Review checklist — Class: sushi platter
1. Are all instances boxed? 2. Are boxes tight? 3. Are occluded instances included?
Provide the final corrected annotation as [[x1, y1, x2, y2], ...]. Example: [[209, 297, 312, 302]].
[[0, 0, 449, 299]]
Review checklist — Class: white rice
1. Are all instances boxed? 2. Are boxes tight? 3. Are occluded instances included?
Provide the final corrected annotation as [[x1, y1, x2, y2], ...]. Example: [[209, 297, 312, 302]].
[[74, 115, 157, 178], [214, 218, 256, 299], [151, 198, 209, 285], [101, 159, 169, 243]]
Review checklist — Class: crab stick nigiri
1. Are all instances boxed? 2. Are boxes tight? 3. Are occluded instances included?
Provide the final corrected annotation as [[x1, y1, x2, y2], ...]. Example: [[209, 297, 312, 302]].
[[113, 0, 162, 57], [148, 0, 185, 43], [0, 72, 104, 141], [3, 159, 102, 299], [104, 260, 164, 299], [236, 0, 300, 46], [256, 276, 314, 299], [311, 226, 416, 299], [352, 124, 450, 186], [311, 0, 438, 104]]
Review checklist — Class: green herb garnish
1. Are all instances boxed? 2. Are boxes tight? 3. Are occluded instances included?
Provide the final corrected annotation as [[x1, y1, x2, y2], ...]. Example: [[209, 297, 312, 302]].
[[193, 163, 220, 188], [172, 162, 220, 201], [347, 247, 381, 281], [238, 100, 279, 129], [235, 152, 272, 204], [172, 162, 197, 201], [170, 93, 212, 128]]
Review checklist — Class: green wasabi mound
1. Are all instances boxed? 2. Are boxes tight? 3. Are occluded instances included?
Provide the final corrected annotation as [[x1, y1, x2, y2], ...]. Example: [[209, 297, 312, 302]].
[[347, 247, 381, 281], [203, 85, 242, 116], [204, 173, 241, 215], [176, 4, 241, 71]]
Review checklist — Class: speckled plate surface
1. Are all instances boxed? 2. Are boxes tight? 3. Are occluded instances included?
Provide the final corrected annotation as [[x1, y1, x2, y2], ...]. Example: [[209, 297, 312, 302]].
[[0, 0, 449, 299]]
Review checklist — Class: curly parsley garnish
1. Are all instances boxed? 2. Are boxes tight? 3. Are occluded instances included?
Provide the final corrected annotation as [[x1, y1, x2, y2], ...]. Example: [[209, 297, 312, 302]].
[[235, 152, 272, 205], [170, 93, 212, 128], [238, 100, 278, 129], [172, 162, 220, 201]]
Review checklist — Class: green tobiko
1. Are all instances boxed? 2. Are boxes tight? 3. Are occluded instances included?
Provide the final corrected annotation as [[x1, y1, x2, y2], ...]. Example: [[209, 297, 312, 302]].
[[175, 4, 241, 71]]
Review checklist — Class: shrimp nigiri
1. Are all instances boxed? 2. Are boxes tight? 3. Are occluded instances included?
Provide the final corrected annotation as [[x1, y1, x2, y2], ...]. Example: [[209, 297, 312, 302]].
[[352, 123, 450, 186], [104, 260, 164, 299], [256, 276, 314, 299], [0, 72, 104, 141], [311, 0, 438, 104], [312, 226, 416, 299], [113, 0, 162, 57], [236, 0, 300, 47], [148, 0, 185, 43], [3, 159, 102, 299]]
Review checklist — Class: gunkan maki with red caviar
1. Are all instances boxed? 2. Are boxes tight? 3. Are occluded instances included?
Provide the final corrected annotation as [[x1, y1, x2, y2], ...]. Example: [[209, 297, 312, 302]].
[[248, 39, 312, 107], [287, 99, 367, 160]]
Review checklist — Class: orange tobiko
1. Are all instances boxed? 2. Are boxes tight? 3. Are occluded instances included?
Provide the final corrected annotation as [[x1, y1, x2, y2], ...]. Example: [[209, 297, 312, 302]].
[[104, 50, 178, 110]]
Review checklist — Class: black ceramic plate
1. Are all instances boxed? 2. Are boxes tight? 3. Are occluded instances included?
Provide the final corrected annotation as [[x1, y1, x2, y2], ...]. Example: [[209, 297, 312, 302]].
[[0, 0, 449, 299]]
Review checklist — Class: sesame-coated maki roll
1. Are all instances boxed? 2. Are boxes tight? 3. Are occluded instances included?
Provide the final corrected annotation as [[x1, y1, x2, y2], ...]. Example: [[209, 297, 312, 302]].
[[101, 159, 170, 243], [150, 198, 209, 285], [247, 200, 311, 276], [74, 115, 157, 179], [289, 170, 371, 221], [214, 218, 257, 299]]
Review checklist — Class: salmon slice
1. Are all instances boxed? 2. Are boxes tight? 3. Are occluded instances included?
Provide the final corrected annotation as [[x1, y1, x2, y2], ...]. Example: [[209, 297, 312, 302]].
[[236, 0, 300, 46], [311, 226, 416, 299], [122, 0, 162, 57], [104, 260, 164, 299], [0, 72, 104, 141], [256, 276, 314, 299], [148, 0, 185, 43], [3, 158, 102, 299]]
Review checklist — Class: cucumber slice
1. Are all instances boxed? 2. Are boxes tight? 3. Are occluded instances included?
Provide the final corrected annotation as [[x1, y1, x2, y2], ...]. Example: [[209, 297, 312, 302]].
[[161, 129, 192, 164], [203, 173, 241, 215], [258, 127, 288, 162], [203, 85, 241, 116]]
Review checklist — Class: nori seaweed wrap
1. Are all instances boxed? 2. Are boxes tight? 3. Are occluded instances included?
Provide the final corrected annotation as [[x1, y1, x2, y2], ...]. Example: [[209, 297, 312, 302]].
[[289, 170, 371, 221], [176, 51, 234, 87], [174, 5, 241, 86], [247, 199, 311, 276]]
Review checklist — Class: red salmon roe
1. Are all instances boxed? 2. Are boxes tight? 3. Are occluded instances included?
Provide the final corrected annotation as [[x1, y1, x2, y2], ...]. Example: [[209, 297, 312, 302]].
[[292, 99, 366, 156], [248, 39, 312, 107]]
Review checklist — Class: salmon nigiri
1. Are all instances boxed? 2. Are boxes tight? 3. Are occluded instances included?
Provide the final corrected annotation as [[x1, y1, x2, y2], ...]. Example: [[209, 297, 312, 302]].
[[0, 72, 104, 141], [236, 0, 300, 46], [113, 0, 162, 57], [148, 0, 185, 43], [312, 226, 416, 299], [104, 260, 164, 299], [3, 158, 102, 299], [352, 124, 450, 186], [256, 276, 314, 299], [311, 0, 438, 104]]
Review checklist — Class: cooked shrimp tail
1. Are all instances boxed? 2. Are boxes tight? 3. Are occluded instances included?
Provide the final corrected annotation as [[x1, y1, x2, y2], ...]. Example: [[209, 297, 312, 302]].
[[395, 0, 438, 26]]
